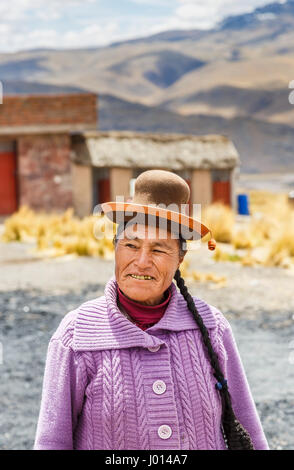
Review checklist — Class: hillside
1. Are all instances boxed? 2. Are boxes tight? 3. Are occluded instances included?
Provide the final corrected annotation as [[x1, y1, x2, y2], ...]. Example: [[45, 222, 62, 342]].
[[1, 1, 294, 114], [1, 1, 294, 172], [98, 93, 294, 174]]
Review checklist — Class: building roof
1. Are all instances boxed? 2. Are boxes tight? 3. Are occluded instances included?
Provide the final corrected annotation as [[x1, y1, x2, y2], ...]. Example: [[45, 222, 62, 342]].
[[71, 131, 240, 170], [0, 93, 97, 136]]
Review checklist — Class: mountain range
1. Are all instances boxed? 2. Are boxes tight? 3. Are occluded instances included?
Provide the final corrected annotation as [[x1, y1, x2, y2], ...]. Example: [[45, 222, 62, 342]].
[[1, 0, 294, 173]]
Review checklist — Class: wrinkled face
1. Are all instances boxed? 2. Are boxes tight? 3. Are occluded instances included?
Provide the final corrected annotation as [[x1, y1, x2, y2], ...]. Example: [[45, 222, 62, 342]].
[[115, 223, 186, 305]]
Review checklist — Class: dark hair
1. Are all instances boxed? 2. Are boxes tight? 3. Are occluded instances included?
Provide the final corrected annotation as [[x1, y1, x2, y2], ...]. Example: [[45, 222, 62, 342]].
[[113, 222, 254, 450]]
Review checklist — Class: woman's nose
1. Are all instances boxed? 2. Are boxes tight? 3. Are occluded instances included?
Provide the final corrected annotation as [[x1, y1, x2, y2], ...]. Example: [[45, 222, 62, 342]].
[[134, 249, 152, 267]]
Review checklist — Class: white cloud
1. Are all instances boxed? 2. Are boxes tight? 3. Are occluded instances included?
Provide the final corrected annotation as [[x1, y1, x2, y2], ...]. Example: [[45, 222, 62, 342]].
[[62, 22, 119, 48], [0, 23, 122, 52], [176, 0, 273, 19], [0, 0, 278, 52], [0, 0, 86, 16], [0, 0, 96, 25], [129, 0, 175, 5], [151, 0, 274, 32], [0, 0, 105, 52]]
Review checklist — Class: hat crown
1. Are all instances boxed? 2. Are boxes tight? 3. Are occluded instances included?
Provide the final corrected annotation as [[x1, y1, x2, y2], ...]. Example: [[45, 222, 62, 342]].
[[133, 170, 190, 211], [100, 169, 215, 248]]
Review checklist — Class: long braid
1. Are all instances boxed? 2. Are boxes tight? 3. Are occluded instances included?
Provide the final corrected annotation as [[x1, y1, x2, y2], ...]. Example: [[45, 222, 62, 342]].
[[174, 268, 255, 450]]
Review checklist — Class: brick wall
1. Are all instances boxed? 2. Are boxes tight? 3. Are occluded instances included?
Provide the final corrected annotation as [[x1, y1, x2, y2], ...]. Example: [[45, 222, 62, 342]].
[[0, 93, 97, 128], [17, 134, 73, 211]]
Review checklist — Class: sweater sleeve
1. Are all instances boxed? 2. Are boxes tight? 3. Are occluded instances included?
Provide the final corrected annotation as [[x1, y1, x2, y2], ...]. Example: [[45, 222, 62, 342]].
[[220, 323, 269, 450], [34, 334, 87, 450]]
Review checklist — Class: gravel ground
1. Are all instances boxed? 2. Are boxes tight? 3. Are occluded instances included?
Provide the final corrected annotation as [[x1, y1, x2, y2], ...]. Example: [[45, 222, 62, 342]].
[[0, 240, 294, 450]]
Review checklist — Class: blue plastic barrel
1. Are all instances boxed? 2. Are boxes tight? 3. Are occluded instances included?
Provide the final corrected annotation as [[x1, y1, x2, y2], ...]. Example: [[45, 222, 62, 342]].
[[237, 194, 250, 215]]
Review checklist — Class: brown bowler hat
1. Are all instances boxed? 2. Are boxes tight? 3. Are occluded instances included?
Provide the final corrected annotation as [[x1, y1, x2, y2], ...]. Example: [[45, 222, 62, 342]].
[[100, 169, 216, 250]]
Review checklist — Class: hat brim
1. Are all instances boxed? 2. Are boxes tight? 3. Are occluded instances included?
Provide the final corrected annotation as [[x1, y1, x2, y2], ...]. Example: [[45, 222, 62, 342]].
[[99, 202, 211, 241]]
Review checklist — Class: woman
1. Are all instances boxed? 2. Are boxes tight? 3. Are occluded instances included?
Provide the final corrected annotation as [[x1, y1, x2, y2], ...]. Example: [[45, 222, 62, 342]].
[[34, 170, 269, 450]]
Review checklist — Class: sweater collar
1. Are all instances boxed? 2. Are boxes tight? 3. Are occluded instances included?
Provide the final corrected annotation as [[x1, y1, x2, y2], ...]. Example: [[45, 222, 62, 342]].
[[73, 275, 217, 351], [117, 284, 172, 329]]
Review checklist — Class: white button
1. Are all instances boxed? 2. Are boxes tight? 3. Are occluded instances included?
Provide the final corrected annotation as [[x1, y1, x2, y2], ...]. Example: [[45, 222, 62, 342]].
[[152, 380, 166, 395], [148, 345, 160, 352], [158, 425, 172, 439]]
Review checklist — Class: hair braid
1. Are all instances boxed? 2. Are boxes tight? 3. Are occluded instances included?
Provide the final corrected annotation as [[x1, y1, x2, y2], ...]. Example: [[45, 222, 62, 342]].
[[174, 268, 255, 450]]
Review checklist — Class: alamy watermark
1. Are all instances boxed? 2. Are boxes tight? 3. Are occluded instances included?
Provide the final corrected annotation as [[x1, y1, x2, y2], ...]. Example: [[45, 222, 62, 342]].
[[289, 80, 294, 105], [0, 341, 3, 365], [288, 339, 294, 365], [92, 196, 205, 251]]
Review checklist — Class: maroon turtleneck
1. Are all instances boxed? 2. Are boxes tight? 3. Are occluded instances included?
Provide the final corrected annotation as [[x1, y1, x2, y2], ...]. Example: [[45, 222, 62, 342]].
[[117, 284, 172, 330]]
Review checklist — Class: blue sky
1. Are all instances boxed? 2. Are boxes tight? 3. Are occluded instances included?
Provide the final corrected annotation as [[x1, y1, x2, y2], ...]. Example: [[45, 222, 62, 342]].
[[0, 0, 282, 53]]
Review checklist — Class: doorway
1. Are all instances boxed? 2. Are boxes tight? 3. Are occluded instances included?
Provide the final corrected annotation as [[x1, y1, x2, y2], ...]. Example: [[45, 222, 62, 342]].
[[0, 140, 18, 215], [211, 169, 231, 206]]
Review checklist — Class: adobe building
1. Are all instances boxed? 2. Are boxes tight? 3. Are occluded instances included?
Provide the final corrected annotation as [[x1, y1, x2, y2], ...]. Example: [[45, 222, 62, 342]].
[[0, 93, 97, 215], [71, 131, 240, 217], [0, 93, 240, 218]]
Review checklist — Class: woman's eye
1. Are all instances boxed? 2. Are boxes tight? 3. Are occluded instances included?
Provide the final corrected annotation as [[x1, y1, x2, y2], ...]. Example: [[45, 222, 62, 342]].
[[125, 244, 164, 253]]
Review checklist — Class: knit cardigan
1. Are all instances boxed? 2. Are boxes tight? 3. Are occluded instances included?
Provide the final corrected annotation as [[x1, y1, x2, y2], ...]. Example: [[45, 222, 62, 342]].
[[34, 276, 269, 450]]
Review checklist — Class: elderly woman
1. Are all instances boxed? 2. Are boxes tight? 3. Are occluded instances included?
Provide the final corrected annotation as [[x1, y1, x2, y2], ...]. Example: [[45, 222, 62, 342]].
[[34, 170, 269, 450]]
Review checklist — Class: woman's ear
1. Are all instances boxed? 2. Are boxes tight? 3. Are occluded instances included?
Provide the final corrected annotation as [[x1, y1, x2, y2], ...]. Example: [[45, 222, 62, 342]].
[[178, 250, 187, 267]]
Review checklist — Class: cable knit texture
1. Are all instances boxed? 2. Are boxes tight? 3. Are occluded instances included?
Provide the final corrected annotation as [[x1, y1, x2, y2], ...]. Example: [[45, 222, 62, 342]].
[[34, 276, 269, 450]]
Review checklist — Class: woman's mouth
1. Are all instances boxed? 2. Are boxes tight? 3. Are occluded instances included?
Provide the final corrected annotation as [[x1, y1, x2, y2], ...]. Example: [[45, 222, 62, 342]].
[[128, 274, 155, 280]]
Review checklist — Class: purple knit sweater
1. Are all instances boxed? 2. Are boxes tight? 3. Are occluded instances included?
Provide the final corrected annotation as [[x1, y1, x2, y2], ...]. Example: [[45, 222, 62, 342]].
[[34, 276, 269, 450]]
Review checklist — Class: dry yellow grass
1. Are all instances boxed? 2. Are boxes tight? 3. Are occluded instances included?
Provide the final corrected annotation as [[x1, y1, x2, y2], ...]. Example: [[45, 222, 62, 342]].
[[241, 190, 294, 268], [180, 258, 227, 286], [201, 202, 234, 243], [2, 190, 294, 271], [1, 205, 227, 284], [201, 191, 294, 269], [0, 205, 116, 260]]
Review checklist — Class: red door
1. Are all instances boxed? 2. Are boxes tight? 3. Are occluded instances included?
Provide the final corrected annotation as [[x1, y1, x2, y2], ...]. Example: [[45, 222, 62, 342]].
[[212, 181, 231, 206], [0, 149, 18, 214], [97, 178, 110, 203]]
